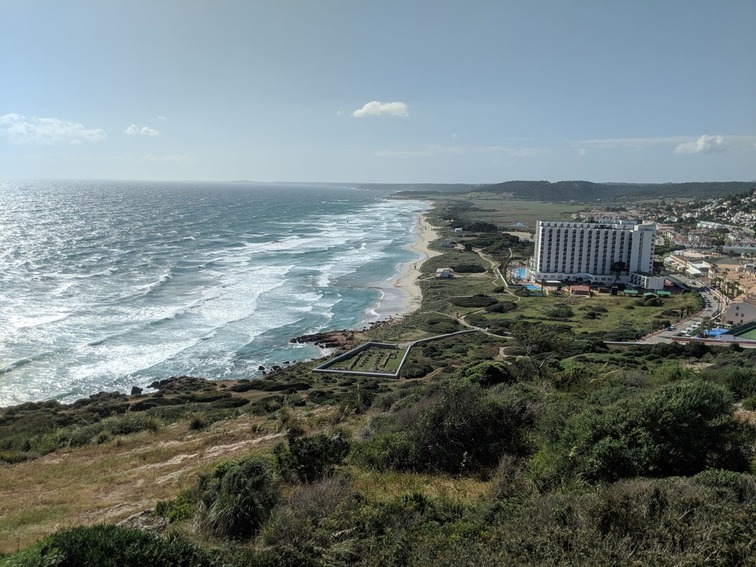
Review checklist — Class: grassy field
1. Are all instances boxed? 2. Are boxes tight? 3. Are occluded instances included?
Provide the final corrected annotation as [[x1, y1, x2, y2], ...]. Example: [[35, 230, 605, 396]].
[[485, 291, 696, 336], [440, 195, 585, 230], [739, 328, 756, 340]]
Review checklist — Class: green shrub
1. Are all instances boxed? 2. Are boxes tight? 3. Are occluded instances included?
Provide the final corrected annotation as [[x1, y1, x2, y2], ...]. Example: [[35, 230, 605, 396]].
[[535, 380, 749, 484], [742, 394, 756, 411], [484, 300, 517, 313], [457, 361, 516, 387], [274, 433, 349, 483], [545, 305, 574, 320], [4, 524, 213, 566], [156, 490, 196, 523], [350, 433, 413, 471], [356, 381, 534, 475], [694, 469, 756, 501], [422, 317, 460, 334], [450, 294, 497, 307], [189, 413, 209, 431], [209, 397, 249, 409], [196, 456, 280, 540], [400, 363, 433, 379], [450, 263, 486, 273]]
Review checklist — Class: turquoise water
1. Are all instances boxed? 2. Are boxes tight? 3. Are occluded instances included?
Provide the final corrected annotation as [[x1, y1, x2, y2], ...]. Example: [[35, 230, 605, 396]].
[[0, 181, 428, 405], [514, 268, 527, 278]]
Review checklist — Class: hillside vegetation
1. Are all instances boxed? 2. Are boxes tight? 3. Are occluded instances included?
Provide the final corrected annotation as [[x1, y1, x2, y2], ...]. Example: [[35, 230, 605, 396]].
[[2, 202, 755, 566], [389, 180, 755, 203]]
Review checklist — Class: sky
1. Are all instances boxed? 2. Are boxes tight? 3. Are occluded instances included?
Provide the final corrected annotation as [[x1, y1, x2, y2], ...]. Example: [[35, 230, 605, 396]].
[[1, 0, 755, 184]]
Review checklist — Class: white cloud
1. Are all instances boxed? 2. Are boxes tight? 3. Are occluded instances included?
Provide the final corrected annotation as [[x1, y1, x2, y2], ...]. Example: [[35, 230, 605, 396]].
[[157, 115, 167, 122], [674, 134, 725, 154], [574, 134, 756, 155], [573, 136, 684, 151], [124, 124, 160, 136], [0, 113, 106, 145], [352, 101, 409, 118]]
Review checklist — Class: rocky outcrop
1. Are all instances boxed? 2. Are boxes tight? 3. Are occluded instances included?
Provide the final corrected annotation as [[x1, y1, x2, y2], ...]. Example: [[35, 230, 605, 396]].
[[291, 331, 358, 349]]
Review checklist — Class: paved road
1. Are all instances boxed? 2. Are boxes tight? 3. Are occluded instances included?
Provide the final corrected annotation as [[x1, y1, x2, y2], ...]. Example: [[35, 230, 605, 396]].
[[641, 281, 728, 344]]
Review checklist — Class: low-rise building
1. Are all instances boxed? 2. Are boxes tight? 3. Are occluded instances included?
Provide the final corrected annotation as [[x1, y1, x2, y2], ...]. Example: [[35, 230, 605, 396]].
[[723, 294, 756, 326], [630, 273, 665, 290]]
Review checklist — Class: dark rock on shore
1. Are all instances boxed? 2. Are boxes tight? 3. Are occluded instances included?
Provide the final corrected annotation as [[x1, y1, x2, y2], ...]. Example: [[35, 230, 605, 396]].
[[148, 376, 216, 393], [290, 330, 358, 349]]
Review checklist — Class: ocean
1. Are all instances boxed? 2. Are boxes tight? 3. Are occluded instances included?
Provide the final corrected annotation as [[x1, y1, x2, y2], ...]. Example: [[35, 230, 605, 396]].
[[0, 180, 429, 406]]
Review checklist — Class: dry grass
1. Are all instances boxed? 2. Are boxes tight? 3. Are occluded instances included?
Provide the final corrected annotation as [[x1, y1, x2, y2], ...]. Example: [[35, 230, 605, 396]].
[[0, 412, 284, 554], [349, 468, 489, 504]]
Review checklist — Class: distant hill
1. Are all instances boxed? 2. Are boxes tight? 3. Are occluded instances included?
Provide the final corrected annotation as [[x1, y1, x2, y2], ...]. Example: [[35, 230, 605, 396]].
[[475, 180, 756, 202], [355, 183, 474, 194]]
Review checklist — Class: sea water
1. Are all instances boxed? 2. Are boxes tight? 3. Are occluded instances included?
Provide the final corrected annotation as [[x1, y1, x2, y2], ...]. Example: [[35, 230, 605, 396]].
[[0, 180, 428, 405]]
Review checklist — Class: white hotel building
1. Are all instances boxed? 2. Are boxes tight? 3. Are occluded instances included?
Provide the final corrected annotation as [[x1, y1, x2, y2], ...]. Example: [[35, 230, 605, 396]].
[[531, 220, 660, 287]]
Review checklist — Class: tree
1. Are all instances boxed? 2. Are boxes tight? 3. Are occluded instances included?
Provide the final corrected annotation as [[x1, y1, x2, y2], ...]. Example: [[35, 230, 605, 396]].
[[610, 260, 627, 287]]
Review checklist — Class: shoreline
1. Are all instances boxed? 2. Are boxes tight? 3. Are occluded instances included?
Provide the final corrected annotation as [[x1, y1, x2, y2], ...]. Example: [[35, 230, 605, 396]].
[[378, 211, 441, 319], [289, 210, 441, 352]]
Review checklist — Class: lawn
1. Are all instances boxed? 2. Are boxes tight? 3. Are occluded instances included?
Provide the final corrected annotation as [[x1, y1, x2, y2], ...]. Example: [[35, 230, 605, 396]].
[[737, 328, 756, 340]]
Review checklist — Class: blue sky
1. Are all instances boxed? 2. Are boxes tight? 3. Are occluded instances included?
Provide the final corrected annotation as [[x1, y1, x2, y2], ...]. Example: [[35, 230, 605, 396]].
[[2, 0, 755, 183]]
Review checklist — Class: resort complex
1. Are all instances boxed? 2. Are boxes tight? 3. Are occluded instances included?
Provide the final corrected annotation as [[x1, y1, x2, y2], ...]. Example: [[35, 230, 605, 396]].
[[531, 219, 659, 288]]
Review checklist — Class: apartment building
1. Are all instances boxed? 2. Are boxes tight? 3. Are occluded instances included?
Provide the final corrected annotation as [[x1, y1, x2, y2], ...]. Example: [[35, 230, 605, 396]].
[[531, 220, 656, 285], [724, 293, 756, 326]]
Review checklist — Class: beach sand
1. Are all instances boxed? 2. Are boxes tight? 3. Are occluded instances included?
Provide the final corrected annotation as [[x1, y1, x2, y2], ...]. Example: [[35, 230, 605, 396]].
[[391, 213, 442, 315]]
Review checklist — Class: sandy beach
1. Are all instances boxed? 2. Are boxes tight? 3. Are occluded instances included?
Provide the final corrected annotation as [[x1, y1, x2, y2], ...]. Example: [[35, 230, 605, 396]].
[[390, 213, 442, 315]]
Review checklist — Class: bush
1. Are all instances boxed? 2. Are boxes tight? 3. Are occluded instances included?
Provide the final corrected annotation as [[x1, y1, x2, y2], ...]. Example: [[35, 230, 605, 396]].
[[350, 432, 413, 471], [274, 433, 349, 483], [694, 469, 756, 501], [710, 366, 756, 400], [545, 305, 574, 320], [5, 524, 213, 566], [450, 294, 497, 307], [457, 361, 517, 387], [196, 456, 280, 540], [352, 382, 535, 476], [450, 263, 486, 273], [400, 363, 433, 379], [422, 317, 460, 334], [535, 380, 750, 484], [485, 300, 517, 313]]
